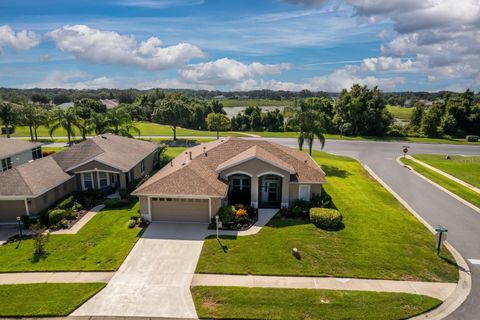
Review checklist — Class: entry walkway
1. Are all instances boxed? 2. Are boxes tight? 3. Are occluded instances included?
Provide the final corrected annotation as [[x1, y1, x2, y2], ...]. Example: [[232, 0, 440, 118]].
[[72, 222, 207, 319], [206, 208, 277, 237], [192, 274, 457, 301], [0, 272, 113, 284]]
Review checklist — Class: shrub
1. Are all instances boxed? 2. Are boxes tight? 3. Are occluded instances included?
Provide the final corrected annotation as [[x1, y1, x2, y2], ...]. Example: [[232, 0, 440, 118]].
[[104, 198, 132, 208], [64, 208, 78, 220], [57, 195, 75, 209], [48, 209, 67, 226], [311, 191, 333, 208], [217, 205, 236, 223], [309, 208, 342, 229], [20, 215, 35, 229], [127, 219, 136, 228]]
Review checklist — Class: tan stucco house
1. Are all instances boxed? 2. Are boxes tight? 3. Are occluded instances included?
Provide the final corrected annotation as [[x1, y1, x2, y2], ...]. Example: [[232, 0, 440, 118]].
[[133, 137, 326, 223], [0, 134, 158, 223], [0, 137, 43, 171]]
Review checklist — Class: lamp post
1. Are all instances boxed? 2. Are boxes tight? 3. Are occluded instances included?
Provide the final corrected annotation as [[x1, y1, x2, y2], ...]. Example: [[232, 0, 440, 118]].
[[435, 225, 448, 256], [16, 216, 22, 238], [215, 215, 219, 240]]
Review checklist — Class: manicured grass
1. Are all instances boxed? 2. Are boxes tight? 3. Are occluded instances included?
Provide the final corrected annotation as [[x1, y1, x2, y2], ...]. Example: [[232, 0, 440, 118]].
[[192, 286, 441, 320], [401, 158, 480, 208], [0, 203, 142, 272], [42, 146, 66, 153], [0, 283, 105, 317], [412, 154, 480, 188], [197, 151, 458, 282], [165, 146, 188, 158], [221, 99, 293, 107], [387, 105, 414, 121]]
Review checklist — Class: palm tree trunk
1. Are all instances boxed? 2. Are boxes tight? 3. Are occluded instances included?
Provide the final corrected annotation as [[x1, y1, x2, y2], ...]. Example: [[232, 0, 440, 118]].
[[67, 124, 71, 145], [6, 124, 10, 138], [173, 125, 177, 141], [216, 130, 219, 140], [34, 127, 38, 141]]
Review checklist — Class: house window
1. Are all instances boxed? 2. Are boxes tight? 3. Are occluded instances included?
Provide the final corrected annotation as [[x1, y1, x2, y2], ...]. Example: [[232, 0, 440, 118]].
[[1, 157, 12, 171], [298, 185, 311, 201], [98, 172, 109, 189], [82, 172, 93, 190], [140, 160, 146, 175], [32, 147, 42, 160]]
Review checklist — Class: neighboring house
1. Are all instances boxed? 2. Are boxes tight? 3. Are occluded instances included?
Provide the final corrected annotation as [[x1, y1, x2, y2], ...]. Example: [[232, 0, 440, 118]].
[[133, 137, 326, 223], [0, 134, 158, 223], [0, 137, 43, 171]]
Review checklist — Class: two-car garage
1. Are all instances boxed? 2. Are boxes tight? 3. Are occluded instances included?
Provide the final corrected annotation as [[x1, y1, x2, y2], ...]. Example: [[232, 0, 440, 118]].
[[150, 197, 210, 223]]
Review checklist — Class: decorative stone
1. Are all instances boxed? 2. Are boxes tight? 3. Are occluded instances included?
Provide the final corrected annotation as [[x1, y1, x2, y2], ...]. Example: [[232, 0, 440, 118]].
[[292, 247, 301, 259]]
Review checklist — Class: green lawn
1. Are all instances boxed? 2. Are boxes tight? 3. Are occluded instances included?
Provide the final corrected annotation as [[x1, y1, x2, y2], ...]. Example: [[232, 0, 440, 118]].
[[221, 99, 293, 107], [192, 287, 440, 320], [387, 105, 414, 121], [401, 158, 480, 208], [0, 203, 142, 272], [42, 146, 66, 153], [196, 151, 458, 282], [0, 283, 105, 317], [412, 154, 480, 188]]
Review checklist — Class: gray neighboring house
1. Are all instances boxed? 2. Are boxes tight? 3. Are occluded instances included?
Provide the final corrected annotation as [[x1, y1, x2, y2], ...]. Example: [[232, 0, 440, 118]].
[[0, 134, 158, 223], [133, 137, 326, 223], [0, 137, 43, 171]]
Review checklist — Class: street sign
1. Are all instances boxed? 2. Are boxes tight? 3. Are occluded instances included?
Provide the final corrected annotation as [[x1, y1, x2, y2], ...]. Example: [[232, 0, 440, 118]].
[[435, 226, 448, 255], [402, 146, 410, 158]]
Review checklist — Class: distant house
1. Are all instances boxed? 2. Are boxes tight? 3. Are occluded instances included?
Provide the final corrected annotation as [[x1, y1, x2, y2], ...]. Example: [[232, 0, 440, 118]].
[[0, 138, 43, 171], [0, 134, 158, 223], [133, 137, 326, 223]]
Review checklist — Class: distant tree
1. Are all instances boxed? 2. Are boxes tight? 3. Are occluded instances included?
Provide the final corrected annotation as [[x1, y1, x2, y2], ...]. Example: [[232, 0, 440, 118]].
[[74, 98, 107, 118], [421, 102, 443, 137], [48, 108, 79, 145], [0, 100, 20, 138], [89, 112, 110, 135], [117, 89, 137, 104], [20, 103, 40, 141], [299, 123, 326, 155], [209, 100, 226, 114], [106, 108, 140, 137], [410, 101, 425, 128], [32, 109, 48, 141], [152, 98, 191, 140], [206, 113, 231, 139], [52, 94, 71, 105], [31, 93, 50, 105]]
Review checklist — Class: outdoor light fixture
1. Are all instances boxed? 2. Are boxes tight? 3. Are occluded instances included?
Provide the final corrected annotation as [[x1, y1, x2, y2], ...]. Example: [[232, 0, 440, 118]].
[[16, 216, 22, 237]]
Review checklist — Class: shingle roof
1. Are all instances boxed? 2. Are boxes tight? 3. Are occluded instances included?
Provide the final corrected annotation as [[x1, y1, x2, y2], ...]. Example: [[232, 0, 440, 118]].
[[53, 134, 158, 172], [0, 138, 42, 159], [133, 137, 326, 197], [0, 156, 72, 196]]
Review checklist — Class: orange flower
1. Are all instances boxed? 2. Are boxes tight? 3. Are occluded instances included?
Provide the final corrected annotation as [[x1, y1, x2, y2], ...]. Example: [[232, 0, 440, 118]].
[[235, 208, 248, 218]]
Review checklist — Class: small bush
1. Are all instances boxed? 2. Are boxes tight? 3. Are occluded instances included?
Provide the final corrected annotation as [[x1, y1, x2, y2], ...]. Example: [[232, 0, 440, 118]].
[[127, 219, 136, 228], [20, 215, 35, 229], [311, 191, 333, 208], [235, 208, 248, 223], [64, 208, 77, 220], [57, 195, 75, 209], [309, 208, 342, 229], [48, 209, 67, 226], [104, 198, 132, 208], [217, 205, 236, 223]]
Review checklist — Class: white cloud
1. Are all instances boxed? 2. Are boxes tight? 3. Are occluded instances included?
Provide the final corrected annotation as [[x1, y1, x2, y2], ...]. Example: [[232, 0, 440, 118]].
[[0, 25, 40, 54], [177, 58, 291, 85], [47, 25, 205, 70], [117, 0, 204, 8], [360, 56, 414, 72], [25, 71, 118, 89]]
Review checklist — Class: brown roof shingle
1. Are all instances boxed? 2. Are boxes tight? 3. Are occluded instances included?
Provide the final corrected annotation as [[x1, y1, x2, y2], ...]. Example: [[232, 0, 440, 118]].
[[133, 137, 326, 197], [0, 138, 42, 159]]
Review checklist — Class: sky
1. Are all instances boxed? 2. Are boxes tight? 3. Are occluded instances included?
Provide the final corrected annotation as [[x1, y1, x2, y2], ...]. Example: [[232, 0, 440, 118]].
[[0, 0, 478, 92]]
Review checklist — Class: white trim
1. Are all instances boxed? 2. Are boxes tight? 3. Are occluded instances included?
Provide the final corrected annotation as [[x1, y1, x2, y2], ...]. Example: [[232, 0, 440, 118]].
[[225, 171, 253, 178], [208, 198, 212, 220], [131, 192, 224, 198], [0, 196, 28, 200], [217, 155, 295, 174], [96, 171, 110, 189], [81, 172, 94, 190], [257, 171, 285, 178], [74, 169, 120, 175], [298, 184, 311, 201], [289, 181, 325, 185], [147, 196, 152, 216], [24, 199, 30, 216]]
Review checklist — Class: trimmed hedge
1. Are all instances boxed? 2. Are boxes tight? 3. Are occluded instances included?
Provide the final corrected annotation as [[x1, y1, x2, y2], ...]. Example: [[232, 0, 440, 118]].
[[48, 209, 67, 226], [104, 198, 133, 208], [217, 205, 236, 223], [309, 207, 342, 229]]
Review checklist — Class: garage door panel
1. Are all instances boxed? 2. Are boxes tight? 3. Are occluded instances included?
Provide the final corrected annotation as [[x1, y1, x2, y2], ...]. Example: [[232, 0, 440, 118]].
[[151, 198, 209, 223], [0, 200, 26, 223]]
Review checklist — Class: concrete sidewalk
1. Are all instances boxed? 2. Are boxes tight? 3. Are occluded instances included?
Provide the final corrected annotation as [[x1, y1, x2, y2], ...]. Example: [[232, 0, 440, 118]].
[[192, 274, 457, 301], [0, 272, 113, 284], [50, 205, 105, 235]]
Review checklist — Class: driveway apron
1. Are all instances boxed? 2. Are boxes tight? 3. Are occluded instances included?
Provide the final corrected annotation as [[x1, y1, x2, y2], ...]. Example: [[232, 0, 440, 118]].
[[72, 222, 207, 318]]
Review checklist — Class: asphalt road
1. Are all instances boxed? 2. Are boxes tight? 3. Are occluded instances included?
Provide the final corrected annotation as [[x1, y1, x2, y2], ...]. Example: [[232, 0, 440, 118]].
[[252, 138, 480, 320]]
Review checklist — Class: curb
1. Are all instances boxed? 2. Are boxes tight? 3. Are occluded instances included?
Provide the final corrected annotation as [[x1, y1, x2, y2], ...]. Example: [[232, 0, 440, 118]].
[[397, 157, 480, 214], [362, 164, 471, 320]]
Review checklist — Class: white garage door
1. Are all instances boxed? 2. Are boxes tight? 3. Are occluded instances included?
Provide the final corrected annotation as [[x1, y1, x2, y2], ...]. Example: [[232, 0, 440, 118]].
[[151, 198, 210, 223]]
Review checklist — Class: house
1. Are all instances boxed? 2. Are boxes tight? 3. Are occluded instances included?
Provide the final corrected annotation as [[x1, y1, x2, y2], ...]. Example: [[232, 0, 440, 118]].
[[133, 137, 326, 223], [0, 137, 43, 171], [0, 134, 158, 222]]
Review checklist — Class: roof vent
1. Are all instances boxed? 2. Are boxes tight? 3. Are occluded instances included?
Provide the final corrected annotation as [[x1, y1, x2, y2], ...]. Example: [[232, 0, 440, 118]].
[[189, 152, 192, 160], [101, 136, 107, 139], [203, 146, 207, 157], [304, 160, 307, 163]]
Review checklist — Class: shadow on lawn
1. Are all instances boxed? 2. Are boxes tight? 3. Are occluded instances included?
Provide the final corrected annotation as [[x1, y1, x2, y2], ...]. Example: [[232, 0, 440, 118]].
[[321, 165, 351, 178]]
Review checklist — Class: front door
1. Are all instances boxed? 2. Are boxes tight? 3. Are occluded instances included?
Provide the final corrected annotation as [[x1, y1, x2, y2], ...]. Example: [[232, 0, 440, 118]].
[[262, 179, 279, 203], [259, 175, 282, 208]]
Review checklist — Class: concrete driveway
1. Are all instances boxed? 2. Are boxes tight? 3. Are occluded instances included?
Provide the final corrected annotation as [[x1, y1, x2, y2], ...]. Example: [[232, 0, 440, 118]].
[[0, 225, 20, 245], [72, 222, 207, 318]]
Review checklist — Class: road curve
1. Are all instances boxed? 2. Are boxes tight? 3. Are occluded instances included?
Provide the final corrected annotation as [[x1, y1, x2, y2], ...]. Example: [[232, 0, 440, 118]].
[[251, 138, 480, 320]]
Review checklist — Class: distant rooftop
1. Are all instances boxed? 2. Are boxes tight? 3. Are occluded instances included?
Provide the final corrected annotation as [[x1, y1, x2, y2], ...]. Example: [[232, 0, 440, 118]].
[[0, 138, 42, 159]]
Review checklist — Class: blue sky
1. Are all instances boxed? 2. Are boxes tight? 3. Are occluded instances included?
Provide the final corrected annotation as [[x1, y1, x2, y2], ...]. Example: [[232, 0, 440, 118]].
[[0, 0, 478, 92]]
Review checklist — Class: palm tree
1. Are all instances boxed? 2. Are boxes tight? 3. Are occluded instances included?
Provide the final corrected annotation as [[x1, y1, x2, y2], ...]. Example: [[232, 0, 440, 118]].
[[0, 99, 19, 138], [48, 108, 79, 145], [21, 103, 39, 141], [89, 112, 110, 135], [33, 109, 48, 141], [106, 108, 140, 137], [298, 123, 326, 155]]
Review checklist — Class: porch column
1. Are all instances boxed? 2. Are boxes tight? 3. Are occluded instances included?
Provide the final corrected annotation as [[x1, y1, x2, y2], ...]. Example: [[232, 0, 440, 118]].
[[24, 198, 30, 216], [251, 176, 258, 208]]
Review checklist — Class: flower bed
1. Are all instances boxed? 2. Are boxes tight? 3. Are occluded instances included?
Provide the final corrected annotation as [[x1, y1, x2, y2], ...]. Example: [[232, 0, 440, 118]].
[[209, 204, 258, 231]]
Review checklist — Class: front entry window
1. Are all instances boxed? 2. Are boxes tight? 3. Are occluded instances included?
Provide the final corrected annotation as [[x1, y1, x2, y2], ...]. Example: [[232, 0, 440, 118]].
[[82, 172, 93, 190], [228, 175, 251, 205], [259, 175, 282, 208], [98, 172, 108, 188]]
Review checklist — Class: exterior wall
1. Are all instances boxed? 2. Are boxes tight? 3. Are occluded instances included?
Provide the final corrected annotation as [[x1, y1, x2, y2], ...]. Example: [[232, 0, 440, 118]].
[[132, 152, 155, 180], [0, 200, 26, 222], [288, 183, 323, 206], [1, 149, 35, 171], [211, 198, 223, 217], [219, 158, 291, 208], [139, 196, 149, 215], [27, 177, 77, 215]]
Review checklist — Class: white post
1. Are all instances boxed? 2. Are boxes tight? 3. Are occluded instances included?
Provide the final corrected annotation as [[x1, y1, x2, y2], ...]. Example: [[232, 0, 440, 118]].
[[24, 198, 30, 216], [215, 215, 219, 240]]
